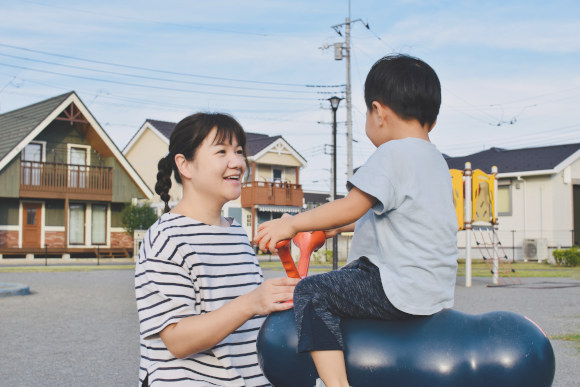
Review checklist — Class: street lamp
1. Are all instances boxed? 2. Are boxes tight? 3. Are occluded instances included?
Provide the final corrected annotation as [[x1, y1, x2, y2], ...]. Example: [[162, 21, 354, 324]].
[[328, 96, 342, 270]]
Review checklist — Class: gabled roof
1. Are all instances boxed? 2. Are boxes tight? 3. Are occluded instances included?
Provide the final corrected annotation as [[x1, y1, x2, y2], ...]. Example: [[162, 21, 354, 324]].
[[146, 119, 176, 140], [0, 92, 73, 162], [124, 118, 306, 163], [123, 119, 172, 154], [0, 92, 153, 198], [445, 143, 580, 177], [246, 133, 279, 155]]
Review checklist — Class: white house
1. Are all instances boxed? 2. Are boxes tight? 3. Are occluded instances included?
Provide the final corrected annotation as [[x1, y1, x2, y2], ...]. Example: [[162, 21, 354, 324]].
[[445, 143, 580, 261]]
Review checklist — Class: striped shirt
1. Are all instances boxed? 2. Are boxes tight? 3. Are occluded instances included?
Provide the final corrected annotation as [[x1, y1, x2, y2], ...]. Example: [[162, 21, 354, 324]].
[[135, 213, 270, 386]]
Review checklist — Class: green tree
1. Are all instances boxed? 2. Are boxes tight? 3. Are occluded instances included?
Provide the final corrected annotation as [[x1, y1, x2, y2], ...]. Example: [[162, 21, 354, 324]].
[[121, 202, 158, 235]]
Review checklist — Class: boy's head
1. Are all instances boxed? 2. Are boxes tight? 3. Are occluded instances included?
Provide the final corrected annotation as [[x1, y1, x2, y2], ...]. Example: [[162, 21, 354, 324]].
[[364, 54, 441, 128]]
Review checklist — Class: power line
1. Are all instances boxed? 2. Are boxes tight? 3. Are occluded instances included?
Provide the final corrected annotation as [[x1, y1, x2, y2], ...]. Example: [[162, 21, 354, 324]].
[[0, 62, 321, 101], [0, 43, 345, 89], [0, 52, 331, 96]]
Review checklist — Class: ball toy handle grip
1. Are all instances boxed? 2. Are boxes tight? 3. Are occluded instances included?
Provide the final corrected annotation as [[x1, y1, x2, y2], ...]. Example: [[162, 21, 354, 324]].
[[275, 231, 326, 279]]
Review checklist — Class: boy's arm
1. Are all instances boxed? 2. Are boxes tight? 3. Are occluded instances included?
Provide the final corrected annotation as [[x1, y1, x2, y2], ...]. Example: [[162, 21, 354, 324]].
[[325, 221, 357, 238], [255, 187, 375, 253]]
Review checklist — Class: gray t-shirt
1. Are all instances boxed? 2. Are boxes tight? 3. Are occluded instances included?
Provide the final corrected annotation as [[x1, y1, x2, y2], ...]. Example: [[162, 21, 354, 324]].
[[347, 138, 458, 315]]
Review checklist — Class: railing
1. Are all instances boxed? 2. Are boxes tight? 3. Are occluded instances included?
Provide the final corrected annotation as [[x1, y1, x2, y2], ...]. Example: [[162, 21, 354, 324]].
[[20, 161, 113, 200], [241, 181, 303, 207]]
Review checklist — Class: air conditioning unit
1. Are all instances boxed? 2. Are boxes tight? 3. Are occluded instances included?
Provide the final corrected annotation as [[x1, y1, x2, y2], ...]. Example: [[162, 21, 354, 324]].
[[522, 238, 548, 262]]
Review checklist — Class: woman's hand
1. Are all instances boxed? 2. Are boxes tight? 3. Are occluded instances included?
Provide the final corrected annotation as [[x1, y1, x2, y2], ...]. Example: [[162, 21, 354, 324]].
[[244, 277, 301, 315]]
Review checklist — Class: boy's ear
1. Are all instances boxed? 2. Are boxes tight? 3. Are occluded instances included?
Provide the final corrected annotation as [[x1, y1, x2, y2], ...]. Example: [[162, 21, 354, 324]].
[[373, 101, 393, 126], [371, 101, 387, 125], [174, 154, 192, 180]]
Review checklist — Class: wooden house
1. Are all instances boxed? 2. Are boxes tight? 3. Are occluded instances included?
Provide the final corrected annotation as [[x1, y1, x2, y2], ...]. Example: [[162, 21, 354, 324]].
[[0, 92, 153, 260]]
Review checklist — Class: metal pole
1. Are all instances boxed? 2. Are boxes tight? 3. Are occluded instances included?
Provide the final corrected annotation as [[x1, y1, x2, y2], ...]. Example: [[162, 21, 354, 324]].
[[464, 162, 472, 287], [332, 105, 338, 270], [512, 230, 515, 263], [345, 16, 353, 179], [492, 166, 499, 284]]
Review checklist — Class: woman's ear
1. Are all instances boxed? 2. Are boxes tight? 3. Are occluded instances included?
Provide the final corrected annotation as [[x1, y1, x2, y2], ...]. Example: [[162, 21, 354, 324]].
[[174, 154, 192, 180]]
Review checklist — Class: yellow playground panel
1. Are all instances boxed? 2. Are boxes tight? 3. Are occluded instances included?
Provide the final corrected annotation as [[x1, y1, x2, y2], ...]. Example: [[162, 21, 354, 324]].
[[471, 169, 496, 225], [449, 167, 497, 229], [450, 169, 464, 230]]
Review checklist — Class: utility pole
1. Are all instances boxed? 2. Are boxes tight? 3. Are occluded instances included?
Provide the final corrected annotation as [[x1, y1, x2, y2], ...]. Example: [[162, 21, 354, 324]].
[[331, 5, 368, 180]]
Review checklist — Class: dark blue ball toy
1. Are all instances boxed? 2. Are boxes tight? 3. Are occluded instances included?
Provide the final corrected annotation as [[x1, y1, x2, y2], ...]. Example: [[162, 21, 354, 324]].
[[257, 309, 555, 387]]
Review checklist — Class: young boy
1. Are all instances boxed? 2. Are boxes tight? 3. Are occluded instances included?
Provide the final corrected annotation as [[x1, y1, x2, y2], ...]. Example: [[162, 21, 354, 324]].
[[255, 54, 458, 387]]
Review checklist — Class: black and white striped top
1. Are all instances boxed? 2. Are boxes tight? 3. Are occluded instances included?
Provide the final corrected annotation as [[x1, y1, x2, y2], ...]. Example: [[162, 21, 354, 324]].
[[135, 213, 270, 386]]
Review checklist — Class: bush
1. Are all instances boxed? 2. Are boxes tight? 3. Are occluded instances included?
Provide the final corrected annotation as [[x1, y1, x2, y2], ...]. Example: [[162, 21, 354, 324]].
[[312, 249, 334, 264], [552, 247, 580, 267], [121, 202, 158, 235]]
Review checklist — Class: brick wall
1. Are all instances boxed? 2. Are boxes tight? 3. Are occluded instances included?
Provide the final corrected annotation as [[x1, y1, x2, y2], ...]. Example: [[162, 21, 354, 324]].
[[45, 231, 65, 248], [0, 230, 19, 248], [111, 231, 133, 248]]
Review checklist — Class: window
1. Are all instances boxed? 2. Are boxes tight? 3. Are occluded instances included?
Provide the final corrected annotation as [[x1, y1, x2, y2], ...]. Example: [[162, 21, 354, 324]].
[[69, 146, 88, 188], [92, 204, 107, 245], [27, 208, 36, 225], [22, 143, 43, 186], [273, 168, 282, 183], [247, 214, 252, 226], [497, 185, 512, 216], [69, 204, 85, 244]]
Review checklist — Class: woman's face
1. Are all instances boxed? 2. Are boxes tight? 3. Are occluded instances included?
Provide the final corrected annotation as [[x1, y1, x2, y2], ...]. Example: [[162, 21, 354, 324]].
[[186, 127, 246, 206]]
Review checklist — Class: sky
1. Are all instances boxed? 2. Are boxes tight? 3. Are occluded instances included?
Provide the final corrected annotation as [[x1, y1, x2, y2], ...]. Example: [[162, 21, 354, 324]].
[[0, 0, 579, 192]]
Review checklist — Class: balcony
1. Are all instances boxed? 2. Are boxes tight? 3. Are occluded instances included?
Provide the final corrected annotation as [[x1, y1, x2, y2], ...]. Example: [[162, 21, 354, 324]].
[[241, 181, 303, 208], [20, 161, 113, 201]]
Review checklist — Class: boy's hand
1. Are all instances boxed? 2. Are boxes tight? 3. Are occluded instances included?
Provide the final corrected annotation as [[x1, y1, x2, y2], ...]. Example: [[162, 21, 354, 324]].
[[254, 214, 296, 254], [324, 228, 341, 239]]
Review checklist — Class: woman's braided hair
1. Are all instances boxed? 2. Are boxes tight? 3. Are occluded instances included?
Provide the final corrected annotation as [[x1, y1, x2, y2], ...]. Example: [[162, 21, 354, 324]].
[[154, 113, 247, 213]]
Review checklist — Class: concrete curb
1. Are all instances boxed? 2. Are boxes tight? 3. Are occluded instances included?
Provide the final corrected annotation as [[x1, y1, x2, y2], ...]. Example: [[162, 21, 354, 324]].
[[0, 282, 31, 297]]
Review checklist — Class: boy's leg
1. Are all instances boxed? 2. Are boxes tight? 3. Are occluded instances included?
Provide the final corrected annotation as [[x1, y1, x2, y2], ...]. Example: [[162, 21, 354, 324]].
[[294, 257, 411, 352], [293, 257, 414, 385], [311, 350, 349, 387]]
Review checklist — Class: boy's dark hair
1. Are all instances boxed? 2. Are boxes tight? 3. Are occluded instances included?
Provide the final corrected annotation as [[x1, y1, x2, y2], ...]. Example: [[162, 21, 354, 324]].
[[364, 54, 441, 128], [155, 112, 247, 213]]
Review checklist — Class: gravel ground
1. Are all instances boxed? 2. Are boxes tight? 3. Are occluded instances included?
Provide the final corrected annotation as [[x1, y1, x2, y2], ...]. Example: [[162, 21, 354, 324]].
[[0, 268, 578, 386]]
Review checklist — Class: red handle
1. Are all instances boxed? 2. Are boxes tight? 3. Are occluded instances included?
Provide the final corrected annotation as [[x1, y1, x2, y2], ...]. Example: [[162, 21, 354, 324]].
[[275, 231, 326, 279]]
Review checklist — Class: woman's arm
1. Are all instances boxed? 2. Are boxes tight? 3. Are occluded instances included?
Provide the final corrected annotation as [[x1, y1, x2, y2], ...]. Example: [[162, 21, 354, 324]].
[[159, 277, 299, 358], [255, 187, 375, 253]]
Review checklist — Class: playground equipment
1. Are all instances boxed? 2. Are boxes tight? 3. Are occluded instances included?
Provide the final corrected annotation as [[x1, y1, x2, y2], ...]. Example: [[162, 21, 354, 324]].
[[258, 309, 555, 387], [450, 163, 520, 287], [256, 232, 555, 387], [275, 231, 326, 279]]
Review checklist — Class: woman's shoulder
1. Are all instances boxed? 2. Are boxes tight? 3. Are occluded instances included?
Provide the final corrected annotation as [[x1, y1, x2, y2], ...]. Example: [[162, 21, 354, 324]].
[[144, 213, 195, 248]]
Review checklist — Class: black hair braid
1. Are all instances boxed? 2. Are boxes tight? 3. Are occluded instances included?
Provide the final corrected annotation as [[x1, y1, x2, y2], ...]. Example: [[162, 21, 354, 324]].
[[155, 156, 173, 213]]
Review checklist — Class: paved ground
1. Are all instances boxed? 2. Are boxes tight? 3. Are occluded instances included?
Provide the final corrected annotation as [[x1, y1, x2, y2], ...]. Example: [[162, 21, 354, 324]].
[[0, 268, 578, 386]]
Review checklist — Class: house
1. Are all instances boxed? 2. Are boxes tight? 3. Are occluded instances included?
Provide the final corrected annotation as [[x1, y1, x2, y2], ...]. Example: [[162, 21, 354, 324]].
[[445, 143, 580, 261], [0, 92, 153, 260], [123, 119, 307, 240]]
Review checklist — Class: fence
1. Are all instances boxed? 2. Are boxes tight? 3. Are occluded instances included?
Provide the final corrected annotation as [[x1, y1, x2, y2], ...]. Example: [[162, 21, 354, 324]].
[[458, 228, 576, 262]]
